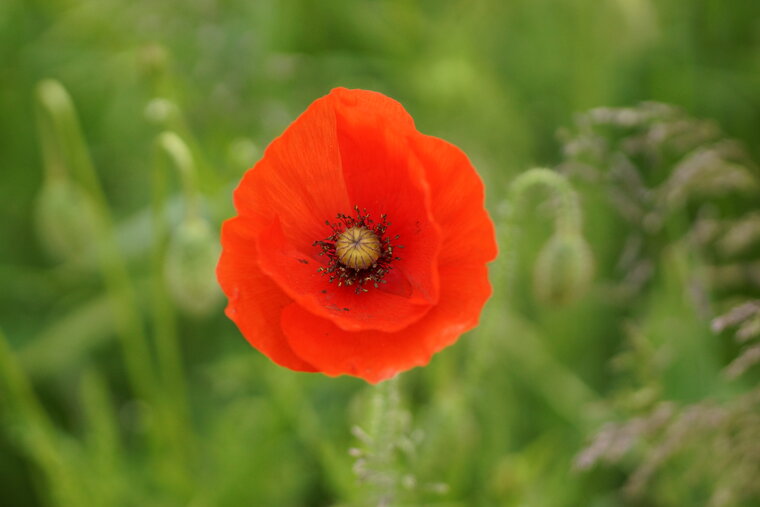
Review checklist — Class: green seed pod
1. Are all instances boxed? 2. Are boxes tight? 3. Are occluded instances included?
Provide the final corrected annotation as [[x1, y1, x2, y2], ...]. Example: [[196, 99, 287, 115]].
[[164, 217, 222, 316], [533, 232, 594, 305], [34, 176, 98, 263]]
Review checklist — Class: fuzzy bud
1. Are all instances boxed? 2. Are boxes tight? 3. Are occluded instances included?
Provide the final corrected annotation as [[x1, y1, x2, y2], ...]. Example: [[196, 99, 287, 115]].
[[533, 232, 594, 305], [164, 217, 222, 316], [34, 176, 98, 263], [137, 43, 168, 77]]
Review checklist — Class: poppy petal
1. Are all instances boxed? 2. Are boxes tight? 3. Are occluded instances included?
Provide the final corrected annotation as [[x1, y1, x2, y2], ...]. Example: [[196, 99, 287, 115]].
[[217, 217, 316, 372], [253, 88, 442, 332], [333, 89, 442, 306], [233, 94, 351, 253], [411, 134, 498, 266], [281, 263, 492, 383], [218, 88, 497, 383], [255, 216, 434, 332]]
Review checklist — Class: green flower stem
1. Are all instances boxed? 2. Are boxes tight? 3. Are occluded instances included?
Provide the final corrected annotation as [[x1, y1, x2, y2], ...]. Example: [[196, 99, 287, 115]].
[[35, 78, 198, 494], [150, 132, 198, 482], [36, 81, 106, 206], [0, 328, 55, 440], [502, 167, 584, 292], [466, 168, 608, 427], [356, 375, 404, 506], [0, 328, 85, 505], [155, 132, 201, 220], [508, 167, 582, 235], [80, 370, 124, 505], [152, 132, 197, 406], [35, 86, 66, 181], [155, 98, 216, 183], [504, 168, 602, 420], [501, 309, 611, 428], [35, 79, 157, 402]]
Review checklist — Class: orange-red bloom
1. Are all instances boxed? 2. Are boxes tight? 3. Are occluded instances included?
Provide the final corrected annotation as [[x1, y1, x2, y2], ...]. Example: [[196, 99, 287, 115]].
[[217, 88, 497, 383]]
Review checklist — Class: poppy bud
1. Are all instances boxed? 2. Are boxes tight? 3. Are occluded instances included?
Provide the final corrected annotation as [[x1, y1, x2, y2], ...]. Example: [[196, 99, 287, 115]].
[[533, 232, 594, 305], [144, 98, 178, 126], [137, 43, 168, 78], [34, 176, 98, 263], [164, 217, 222, 316]]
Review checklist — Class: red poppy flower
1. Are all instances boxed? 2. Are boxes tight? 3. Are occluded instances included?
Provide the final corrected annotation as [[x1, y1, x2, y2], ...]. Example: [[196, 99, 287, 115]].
[[217, 88, 497, 383]]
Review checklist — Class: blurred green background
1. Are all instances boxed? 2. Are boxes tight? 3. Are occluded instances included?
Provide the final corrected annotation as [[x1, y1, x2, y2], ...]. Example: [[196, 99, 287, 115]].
[[2, 0, 760, 505]]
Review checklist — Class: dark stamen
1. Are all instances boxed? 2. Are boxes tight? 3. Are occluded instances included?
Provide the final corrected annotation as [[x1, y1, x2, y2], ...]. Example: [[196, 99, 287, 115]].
[[312, 205, 402, 294]]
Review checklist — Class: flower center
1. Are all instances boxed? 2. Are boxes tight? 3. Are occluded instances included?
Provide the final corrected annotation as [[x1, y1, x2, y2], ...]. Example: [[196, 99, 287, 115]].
[[313, 206, 401, 294], [336, 226, 381, 270]]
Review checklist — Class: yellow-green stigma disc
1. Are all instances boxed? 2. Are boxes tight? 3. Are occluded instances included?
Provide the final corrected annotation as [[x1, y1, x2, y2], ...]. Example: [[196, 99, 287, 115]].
[[335, 226, 381, 270]]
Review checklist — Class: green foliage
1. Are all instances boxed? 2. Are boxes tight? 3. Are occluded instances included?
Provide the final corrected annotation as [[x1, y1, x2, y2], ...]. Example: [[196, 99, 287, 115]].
[[1, 0, 760, 506]]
